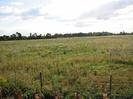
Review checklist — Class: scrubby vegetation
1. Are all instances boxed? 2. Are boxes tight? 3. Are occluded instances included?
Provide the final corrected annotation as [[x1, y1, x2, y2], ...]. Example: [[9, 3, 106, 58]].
[[0, 35, 133, 98], [0, 31, 133, 41]]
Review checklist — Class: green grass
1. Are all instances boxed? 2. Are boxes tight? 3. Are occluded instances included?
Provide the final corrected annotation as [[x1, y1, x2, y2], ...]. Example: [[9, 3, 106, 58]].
[[0, 35, 133, 97]]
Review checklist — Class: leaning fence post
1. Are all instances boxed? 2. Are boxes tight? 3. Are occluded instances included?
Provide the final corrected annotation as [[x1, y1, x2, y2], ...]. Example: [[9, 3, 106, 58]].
[[109, 75, 112, 99]]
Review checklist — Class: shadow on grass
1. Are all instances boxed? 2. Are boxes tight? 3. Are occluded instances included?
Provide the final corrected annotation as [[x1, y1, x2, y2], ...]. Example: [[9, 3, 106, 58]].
[[113, 60, 133, 65]]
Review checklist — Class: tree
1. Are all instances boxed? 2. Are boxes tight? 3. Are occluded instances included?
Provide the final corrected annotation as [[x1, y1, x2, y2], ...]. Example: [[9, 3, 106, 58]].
[[45, 33, 52, 39], [10, 34, 16, 40], [16, 32, 22, 39]]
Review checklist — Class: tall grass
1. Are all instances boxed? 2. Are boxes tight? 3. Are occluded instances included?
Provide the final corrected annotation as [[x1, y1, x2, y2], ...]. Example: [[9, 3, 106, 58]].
[[0, 35, 133, 96]]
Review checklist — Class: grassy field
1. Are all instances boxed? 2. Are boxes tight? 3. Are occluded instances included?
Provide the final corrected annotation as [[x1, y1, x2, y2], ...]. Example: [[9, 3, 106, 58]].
[[0, 35, 133, 97]]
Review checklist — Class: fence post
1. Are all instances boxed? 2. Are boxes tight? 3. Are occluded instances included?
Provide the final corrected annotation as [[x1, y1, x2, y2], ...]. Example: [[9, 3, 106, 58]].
[[39, 72, 43, 92], [14, 70, 17, 87], [74, 92, 82, 99], [35, 93, 41, 99], [0, 87, 2, 99], [14, 90, 23, 99], [109, 75, 112, 99]]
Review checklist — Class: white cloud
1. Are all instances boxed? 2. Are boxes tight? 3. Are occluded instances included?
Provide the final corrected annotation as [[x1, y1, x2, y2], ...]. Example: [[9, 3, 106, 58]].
[[0, 6, 13, 13], [40, 0, 111, 20], [0, 0, 133, 35], [79, 0, 133, 20], [11, 2, 24, 6]]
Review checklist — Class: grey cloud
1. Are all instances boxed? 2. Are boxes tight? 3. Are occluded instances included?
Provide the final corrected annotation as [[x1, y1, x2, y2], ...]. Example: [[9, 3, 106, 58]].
[[79, 0, 133, 20], [74, 20, 98, 28], [0, 6, 13, 17], [19, 8, 43, 20], [0, 6, 64, 21], [0, 7, 41, 20], [44, 13, 61, 20], [75, 21, 91, 27], [21, 8, 41, 17], [0, 12, 11, 16], [44, 13, 77, 22], [20, 8, 64, 21], [0, 0, 51, 19]]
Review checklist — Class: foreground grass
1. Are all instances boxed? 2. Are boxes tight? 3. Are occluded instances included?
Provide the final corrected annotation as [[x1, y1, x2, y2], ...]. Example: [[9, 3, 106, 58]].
[[0, 35, 133, 97]]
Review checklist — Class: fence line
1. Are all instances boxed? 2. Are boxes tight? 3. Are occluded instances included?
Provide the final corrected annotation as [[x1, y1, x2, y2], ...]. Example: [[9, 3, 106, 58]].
[[0, 73, 133, 99]]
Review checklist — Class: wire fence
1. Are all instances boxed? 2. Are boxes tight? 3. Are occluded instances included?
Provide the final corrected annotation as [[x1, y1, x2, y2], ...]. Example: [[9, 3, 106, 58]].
[[0, 73, 133, 99]]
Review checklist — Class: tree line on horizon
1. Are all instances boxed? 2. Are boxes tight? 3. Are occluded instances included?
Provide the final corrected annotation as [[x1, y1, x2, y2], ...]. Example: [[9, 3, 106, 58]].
[[0, 31, 133, 41]]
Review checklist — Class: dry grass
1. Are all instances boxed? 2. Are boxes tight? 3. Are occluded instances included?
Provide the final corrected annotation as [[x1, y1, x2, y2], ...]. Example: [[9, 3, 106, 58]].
[[0, 35, 133, 96]]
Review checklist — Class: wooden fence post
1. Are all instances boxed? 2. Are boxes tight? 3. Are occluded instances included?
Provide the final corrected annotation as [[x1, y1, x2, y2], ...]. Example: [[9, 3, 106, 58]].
[[14, 91, 23, 99], [39, 72, 43, 92], [0, 87, 2, 99], [74, 92, 82, 99], [103, 93, 109, 99], [35, 94, 41, 99], [55, 93, 63, 99], [109, 75, 112, 99]]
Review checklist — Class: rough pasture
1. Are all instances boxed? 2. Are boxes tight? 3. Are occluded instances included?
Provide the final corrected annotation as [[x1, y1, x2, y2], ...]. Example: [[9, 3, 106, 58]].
[[0, 36, 133, 98]]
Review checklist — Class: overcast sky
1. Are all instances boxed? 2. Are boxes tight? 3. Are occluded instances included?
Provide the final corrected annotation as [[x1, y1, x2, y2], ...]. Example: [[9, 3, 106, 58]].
[[0, 0, 133, 35]]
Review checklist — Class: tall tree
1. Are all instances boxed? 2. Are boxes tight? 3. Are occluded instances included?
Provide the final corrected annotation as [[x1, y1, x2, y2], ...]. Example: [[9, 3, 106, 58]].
[[16, 32, 22, 38]]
